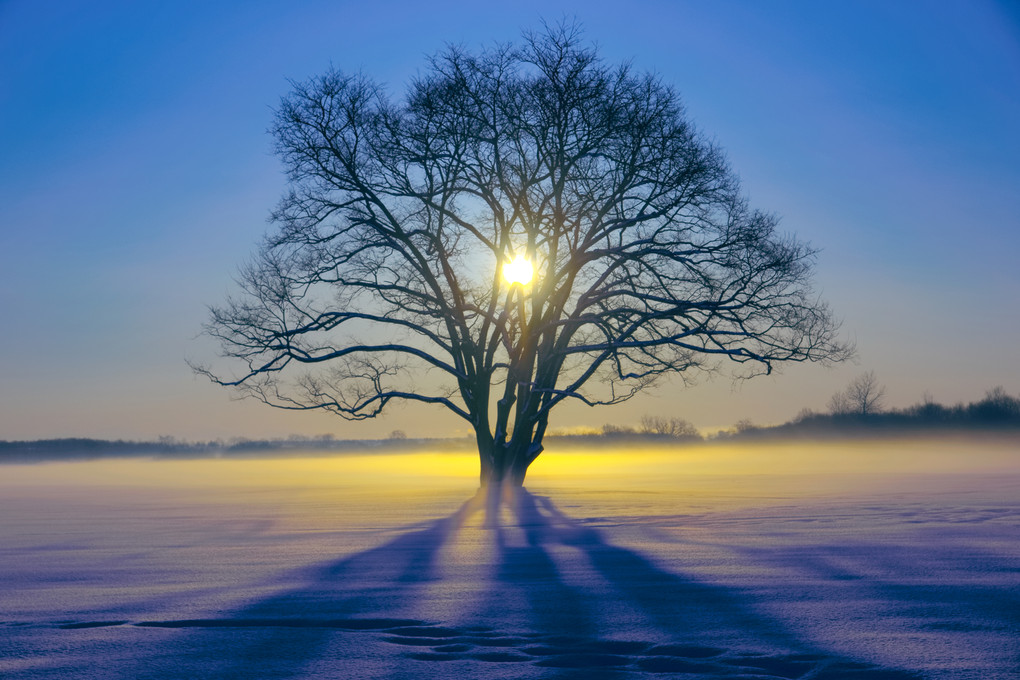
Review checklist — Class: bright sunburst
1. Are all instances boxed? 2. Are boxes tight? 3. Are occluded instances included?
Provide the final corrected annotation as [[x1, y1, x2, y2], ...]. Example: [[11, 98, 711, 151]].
[[502, 254, 534, 286]]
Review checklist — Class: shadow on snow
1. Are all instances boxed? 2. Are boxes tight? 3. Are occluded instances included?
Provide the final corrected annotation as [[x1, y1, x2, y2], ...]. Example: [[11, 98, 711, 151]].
[[121, 490, 921, 679]]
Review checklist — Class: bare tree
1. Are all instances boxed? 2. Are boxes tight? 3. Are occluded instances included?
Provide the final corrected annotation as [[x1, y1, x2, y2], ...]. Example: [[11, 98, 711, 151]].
[[733, 418, 758, 434], [196, 25, 850, 492], [602, 423, 637, 437], [829, 371, 885, 415], [640, 416, 699, 439], [827, 389, 852, 416]]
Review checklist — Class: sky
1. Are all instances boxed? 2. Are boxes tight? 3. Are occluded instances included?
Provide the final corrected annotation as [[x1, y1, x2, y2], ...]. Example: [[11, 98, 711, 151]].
[[1, 0, 1018, 441]]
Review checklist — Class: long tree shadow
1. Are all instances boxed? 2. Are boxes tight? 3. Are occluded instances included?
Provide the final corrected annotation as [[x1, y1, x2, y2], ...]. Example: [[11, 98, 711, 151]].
[[122, 494, 485, 679], [108, 489, 923, 679], [469, 490, 923, 679]]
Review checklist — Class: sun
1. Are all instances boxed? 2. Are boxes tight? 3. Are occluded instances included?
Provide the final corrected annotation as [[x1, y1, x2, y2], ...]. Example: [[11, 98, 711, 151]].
[[502, 254, 534, 286]]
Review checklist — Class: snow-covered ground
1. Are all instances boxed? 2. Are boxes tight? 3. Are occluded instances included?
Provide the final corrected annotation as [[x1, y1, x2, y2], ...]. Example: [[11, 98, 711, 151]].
[[1, 441, 1017, 679]]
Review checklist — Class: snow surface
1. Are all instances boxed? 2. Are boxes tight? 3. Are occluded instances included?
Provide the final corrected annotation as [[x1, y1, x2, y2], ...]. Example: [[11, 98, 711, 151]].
[[1, 442, 1017, 679]]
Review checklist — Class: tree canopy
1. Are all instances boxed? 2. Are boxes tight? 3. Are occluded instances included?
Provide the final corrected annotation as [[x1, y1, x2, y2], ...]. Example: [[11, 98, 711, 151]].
[[197, 25, 850, 487]]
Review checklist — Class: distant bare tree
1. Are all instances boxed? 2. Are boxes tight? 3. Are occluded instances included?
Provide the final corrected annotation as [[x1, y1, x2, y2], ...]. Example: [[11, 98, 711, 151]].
[[601, 423, 637, 437], [196, 24, 850, 493], [640, 416, 698, 439], [827, 390, 851, 416], [829, 371, 885, 415], [794, 407, 816, 422], [733, 418, 758, 434]]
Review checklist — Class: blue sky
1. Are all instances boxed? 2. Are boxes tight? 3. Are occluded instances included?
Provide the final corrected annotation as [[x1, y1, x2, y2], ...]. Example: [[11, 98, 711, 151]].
[[2, 0, 1018, 440]]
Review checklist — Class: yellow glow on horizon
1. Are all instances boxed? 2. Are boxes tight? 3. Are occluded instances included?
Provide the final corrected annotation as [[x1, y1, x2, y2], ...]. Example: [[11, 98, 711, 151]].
[[502, 254, 534, 286], [4, 440, 1016, 500]]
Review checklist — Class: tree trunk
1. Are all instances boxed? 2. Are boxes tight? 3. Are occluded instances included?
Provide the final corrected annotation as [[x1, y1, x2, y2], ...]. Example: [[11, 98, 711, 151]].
[[477, 441, 524, 525], [509, 457, 530, 487], [477, 437, 543, 489], [478, 451, 493, 488]]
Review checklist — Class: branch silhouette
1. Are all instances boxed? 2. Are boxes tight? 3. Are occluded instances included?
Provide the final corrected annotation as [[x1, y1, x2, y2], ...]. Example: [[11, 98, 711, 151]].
[[198, 22, 851, 488]]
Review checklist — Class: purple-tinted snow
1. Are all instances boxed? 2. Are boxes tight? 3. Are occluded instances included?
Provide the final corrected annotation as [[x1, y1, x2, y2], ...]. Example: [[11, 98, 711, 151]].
[[1, 443, 1017, 679]]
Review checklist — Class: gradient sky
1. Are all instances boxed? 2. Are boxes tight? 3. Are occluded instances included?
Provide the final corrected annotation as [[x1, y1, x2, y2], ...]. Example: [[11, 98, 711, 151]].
[[2, 0, 1018, 441]]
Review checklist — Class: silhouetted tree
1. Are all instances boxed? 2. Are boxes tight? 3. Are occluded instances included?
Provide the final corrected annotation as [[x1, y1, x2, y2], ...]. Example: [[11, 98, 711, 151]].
[[601, 423, 638, 437], [906, 390, 948, 422], [733, 418, 759, 434], [968, 386, 1020, 423], [640, 416, 699, 439], [829, 371, 885, 416], [196, 25, 849, 492]]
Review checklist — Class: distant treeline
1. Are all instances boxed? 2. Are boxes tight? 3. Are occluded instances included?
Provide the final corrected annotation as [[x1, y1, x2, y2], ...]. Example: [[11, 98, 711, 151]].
[[583, 387, 1020, 443], [3, 388, 1018, 463], [0, 434, 456, 464], [718, 386, 1020, 441]]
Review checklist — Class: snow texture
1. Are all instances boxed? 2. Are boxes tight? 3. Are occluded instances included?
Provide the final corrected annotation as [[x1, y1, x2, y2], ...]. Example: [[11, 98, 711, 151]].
[[1, 446, 1017, 679]]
